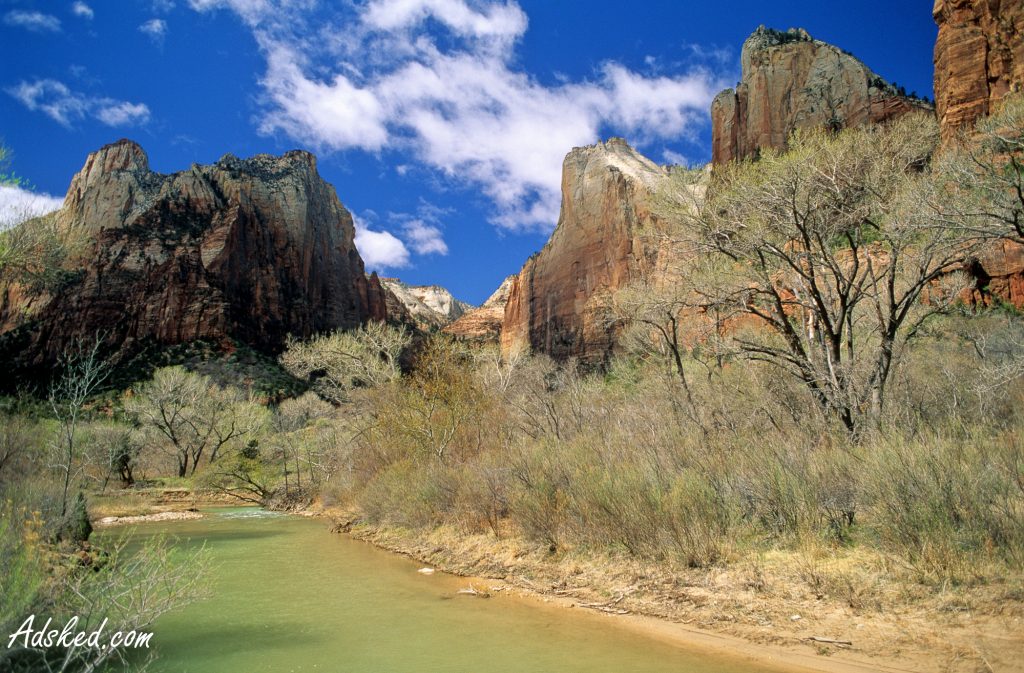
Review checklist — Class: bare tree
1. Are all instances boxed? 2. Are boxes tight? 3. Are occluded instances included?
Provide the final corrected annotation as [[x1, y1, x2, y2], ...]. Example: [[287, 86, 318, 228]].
[[930, 93, 1024, 245], [280, 321, 411, 403], [49, 336, 110, 518], [654, 113, 975, 434], [125, 367, 265, 477]]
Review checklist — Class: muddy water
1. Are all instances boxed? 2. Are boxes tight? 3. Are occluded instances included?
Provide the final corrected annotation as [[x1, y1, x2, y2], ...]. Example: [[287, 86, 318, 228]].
[[117, 508, 784, 673]]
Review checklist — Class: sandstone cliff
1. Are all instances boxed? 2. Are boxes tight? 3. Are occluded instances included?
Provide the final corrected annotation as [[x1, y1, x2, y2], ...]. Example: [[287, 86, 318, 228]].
[[934, 0, 1024, 143], [500, 139, 671, 363], [378, 277, 472, 331], [0, 139, 387, 370], [712, 27, 931, 165], [444, 275, 515, 343]]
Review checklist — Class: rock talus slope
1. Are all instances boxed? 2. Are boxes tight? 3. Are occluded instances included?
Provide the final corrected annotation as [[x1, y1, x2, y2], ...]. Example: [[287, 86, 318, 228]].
[[0, 139, 387, 367], [712, 27, 931, 165]]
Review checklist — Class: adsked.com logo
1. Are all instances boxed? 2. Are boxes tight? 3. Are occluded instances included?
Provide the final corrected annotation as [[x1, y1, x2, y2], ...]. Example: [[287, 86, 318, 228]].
[[6, 615, 153, 651]]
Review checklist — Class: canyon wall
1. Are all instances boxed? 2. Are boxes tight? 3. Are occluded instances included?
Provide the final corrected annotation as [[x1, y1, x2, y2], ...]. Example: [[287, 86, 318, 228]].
[[499, 139, 673, 363], [934, 0, 1024, 143], [712, 27, 931, 165], [0, 139, 386, 368]]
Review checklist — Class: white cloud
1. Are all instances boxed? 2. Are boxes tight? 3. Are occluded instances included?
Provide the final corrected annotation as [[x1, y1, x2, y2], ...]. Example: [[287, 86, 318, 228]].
[[4, 10, 61, 32], [190, 0, 724, 231], [0, 185, 63, 229], [71, 2, 94, 20], [403, 219, 447, 255], [8, 79, 150, 128], [353, 215, 410, 270], [139, 18, 168, 44], [152, 0, 176, 11], [662, 149, 688, 166], [95, 101, 151, 126]]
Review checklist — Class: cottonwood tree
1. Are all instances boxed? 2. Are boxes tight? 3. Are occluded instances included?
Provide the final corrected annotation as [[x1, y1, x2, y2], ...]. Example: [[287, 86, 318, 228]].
[[125, 366, 266, 477], [280, 321, 411, 403], [654, 113, 976, 434]]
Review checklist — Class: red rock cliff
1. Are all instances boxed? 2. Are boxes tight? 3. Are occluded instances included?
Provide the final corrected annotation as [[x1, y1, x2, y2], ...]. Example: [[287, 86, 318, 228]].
[[934, 0, 1024, 143], [0, 139, 387, 367], [500, 139, 670, 364], [712, 27, 931, 165]]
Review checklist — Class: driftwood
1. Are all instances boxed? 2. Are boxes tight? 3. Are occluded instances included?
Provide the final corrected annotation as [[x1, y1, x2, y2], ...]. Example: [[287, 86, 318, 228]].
[[457, 584, 491, 598], [805, 636, 853, 647], [577, 593, 629, 615]]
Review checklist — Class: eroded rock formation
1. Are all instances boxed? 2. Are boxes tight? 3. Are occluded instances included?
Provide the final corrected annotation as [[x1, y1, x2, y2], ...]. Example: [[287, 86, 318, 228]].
[[934, 0, 1024, 143], [444, 275, 515, 343], [0, 139, 387, 369], [378, 277, 472, 331], [500, 139, 672, 363], [712, 27, 931, 165]]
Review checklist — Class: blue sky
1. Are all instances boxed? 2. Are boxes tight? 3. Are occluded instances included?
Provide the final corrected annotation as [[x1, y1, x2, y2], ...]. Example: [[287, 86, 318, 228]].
[[1, 0, 937, 305]]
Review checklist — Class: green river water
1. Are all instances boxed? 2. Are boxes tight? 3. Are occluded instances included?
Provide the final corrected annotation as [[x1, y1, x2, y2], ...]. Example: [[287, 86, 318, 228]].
[[112, 508, 785, 673]]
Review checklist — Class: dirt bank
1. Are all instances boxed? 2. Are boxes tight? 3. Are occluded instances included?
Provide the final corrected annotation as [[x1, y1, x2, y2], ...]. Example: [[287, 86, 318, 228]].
[[320, 508, 1023, 673]]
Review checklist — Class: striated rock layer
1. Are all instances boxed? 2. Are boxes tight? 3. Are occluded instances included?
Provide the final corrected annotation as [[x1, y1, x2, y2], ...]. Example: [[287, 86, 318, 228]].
[[444, 275, 515, 343], [712, 27, 931, 165], [500, 139, 672, 364], [378, 277, 473, 331], [0, 139, 387, 368], [934, 0, 1024, 143]]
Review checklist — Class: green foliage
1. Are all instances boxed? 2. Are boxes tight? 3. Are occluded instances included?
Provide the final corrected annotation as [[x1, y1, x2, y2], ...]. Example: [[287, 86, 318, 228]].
[[58, 491, 92, 544]]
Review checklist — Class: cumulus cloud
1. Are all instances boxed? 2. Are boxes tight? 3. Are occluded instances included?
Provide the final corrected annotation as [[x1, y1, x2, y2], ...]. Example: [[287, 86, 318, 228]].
[[4, 10, 61, 32], [8, 79, 150, 128], [71, 2, 94, 20], [139, 18, 168, 44], [353, 215, 411, 270], [0, 185, 63, 228], [190, 0, 724, 231], [403, 219, 448, 255]]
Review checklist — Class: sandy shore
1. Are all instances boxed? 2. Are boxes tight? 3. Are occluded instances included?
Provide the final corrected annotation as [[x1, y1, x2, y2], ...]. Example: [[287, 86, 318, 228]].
[[94, 510, 205, 526]]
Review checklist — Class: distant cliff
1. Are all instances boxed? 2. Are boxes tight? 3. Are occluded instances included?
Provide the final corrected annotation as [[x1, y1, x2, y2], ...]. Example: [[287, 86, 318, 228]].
[[444, 275, 515, 343], [0, 139, 386, 371], [378, 277, 472, 331], [712, 27, 931, 165], [934, 0, 1024, 143]]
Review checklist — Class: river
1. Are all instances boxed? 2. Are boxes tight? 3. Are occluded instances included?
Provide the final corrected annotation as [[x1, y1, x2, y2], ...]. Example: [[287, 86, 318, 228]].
[[111, 508, 788, 673]]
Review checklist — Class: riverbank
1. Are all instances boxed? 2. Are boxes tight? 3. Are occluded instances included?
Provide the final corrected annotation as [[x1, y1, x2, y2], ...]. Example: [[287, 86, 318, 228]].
[[87, 492, 1023, 673], [322, 508, 1024, 673]]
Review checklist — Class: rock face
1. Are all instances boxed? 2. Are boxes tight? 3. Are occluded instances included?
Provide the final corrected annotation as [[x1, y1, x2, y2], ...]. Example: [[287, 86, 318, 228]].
[[712, 27, 932, 165], [0, 139, 387, 368], [500, 139, 671, 363], [378, 277, 472, 331], [969, 240, 1024, 309], [933, 0, 1024, 143], [444, 275, 515, 343]]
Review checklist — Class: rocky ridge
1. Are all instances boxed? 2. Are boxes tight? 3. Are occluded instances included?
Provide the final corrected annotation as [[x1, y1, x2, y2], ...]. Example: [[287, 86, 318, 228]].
[[0, 139, 386, 371], [378, 277, 473, 331], [712, 27, 932, 165], [443, 275, 515, 343]]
